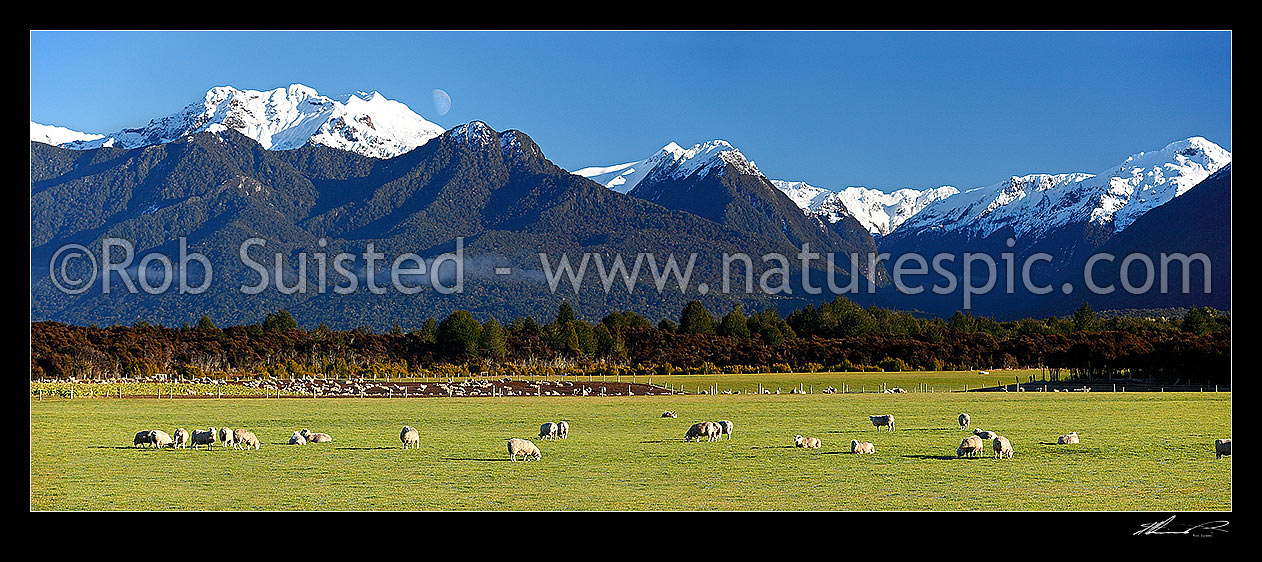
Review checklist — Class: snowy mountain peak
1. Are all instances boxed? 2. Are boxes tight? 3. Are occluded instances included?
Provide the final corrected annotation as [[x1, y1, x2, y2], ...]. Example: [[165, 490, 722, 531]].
[[574, 139, 760, 194], [39, 84, 446, 159], [772, 180, 960, 236], [663, 139, 760, 179], [30, 121, 104, 146], [892, 136, 1231, 241], [451, 120, 496, 148]]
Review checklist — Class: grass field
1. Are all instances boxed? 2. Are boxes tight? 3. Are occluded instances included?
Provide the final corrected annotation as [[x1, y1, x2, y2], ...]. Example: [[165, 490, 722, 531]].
[[30, 390, 1231, 511]]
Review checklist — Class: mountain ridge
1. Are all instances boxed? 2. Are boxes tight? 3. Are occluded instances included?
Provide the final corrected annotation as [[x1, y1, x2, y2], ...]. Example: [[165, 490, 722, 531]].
[[30, 123, 842, 328], [31, 84, 446, 159], [577, 135, 1230, 246]]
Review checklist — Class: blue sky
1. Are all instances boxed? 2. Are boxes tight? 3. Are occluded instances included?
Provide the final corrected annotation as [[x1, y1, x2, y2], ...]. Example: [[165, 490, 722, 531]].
[[30, 31, 1231, 191]]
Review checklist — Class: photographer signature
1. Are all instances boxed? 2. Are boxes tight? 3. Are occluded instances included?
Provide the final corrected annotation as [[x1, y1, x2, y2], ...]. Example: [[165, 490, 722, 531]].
[[1134, 515, 1229, 536]]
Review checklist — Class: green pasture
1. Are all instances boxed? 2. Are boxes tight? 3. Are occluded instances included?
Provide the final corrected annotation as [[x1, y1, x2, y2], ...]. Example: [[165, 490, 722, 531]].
[[30, 390, 1230, 510]]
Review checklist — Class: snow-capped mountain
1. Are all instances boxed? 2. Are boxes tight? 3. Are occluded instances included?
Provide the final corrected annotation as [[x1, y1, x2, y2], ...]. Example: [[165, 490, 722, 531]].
[[34, 84, 446, 159], [771, 180, 960, 236], [575, 138, 885, 284], [891, 136, 1231, 242], [573, 140, 759, 194], [30, 121, 104, 146]]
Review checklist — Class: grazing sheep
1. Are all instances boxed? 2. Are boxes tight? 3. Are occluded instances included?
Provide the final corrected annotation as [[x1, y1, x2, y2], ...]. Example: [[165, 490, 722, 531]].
[[134, 430, 154, 448], [686, 419, 716, 442], [150, 429, 174, 448], [661, 411, 677, 418], [539, 422, 559, 440], [190, 428, 216, 450], [507, 438, 542, 461], [957, 435, 984, 458], [717, 420, 734, 440], [218, 427, 236, 449], [1057, 432, 1079, 445], [557, 421, 569, 439], [992, 435, 1013, 459], [1215, 439, 1231, 459], [959, 413, 971, 430], [973, 429, 998, 440], [233, 429, 260, 450], [869, 414, 895, 432], [684, 422, 707, 442], [299, 429, 333, 443], [173, 428, 190, 449], [400, 426, 420, 449], [703, 421, 721, 442], [794, 435, 822, 449], [289, 431, 307, 445], [851, 440, 875, 454]]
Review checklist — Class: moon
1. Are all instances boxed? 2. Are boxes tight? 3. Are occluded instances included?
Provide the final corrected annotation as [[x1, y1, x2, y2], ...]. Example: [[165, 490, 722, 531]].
[[431, 89, 451, 116]]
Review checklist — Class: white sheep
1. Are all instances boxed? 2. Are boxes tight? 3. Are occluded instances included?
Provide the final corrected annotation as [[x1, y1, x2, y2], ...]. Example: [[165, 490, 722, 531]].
[[1057, 432, 1079, 445], [190, 428, 216, 450], [704, 421, 721, 442], [973, 429, 998, 440], [957, 435, 984, 458], [149, 429, 173, 448], [869, 414, 895, 432], [992, 435, 1013, 459], [1215, 438, 1231, 459], [508, 438, 542, 461], [557, 421, 569, 439], [401, 426, 420, 449], [299, 428, 333, 443], [233, 429, 260, 450], [539, 422, 559, 440], [289, 431, 307, 445], [851, 440, 875, 454], [717, 420, 734, 440], [172, 428, 190, 449], [795, 435, 822, 449], [959, 413, 970, 430], [218, 427, 236, 449]]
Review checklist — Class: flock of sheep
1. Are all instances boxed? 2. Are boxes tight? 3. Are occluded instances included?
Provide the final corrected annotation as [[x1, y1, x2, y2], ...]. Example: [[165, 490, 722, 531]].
[[684, 420, 733, 442], [954, 413, 1036, 459], [132, 426, 327, 450], [133, 426, 262, 450], [132, 409, 1232, 463]]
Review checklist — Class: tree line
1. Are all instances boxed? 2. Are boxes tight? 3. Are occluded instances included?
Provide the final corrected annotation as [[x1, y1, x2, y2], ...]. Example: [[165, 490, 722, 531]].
[[29, 298, 1230, 384]]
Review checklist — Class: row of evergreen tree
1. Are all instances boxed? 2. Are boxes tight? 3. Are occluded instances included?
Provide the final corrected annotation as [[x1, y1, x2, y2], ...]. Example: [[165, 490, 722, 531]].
[[163, 298, 1229, 363]]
